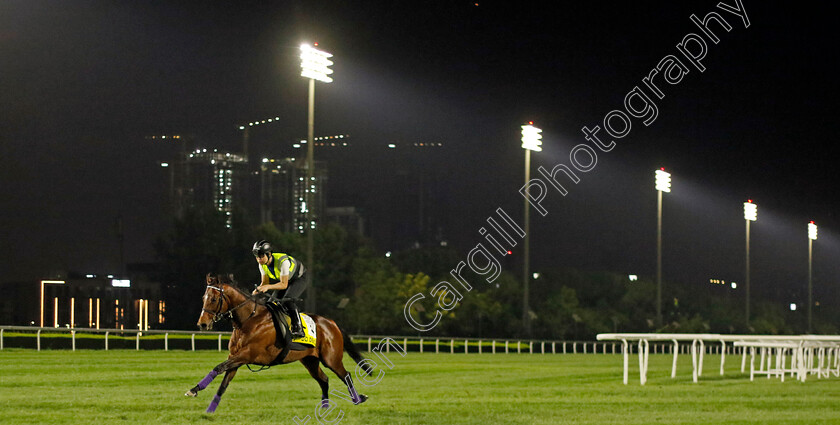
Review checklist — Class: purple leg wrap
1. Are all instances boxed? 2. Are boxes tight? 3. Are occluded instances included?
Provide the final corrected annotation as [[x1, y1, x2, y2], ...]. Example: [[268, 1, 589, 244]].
[[321, 399, 330, 409], [197, 370, 219, 390], [206, 394, 221, 413]]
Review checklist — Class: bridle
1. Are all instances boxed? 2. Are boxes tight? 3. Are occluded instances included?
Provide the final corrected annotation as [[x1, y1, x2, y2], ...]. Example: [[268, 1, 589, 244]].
[[202, 284, 257, 326]]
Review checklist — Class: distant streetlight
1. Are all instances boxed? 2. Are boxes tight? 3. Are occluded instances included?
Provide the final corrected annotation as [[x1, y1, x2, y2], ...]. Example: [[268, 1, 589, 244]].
[[808, 221, 818, 333], [521, 123, 542, 337], [300, 43, 334, 312], [654, 168, 671, 327], [743, 200, 757, 328], [40, 280, 65, 328]]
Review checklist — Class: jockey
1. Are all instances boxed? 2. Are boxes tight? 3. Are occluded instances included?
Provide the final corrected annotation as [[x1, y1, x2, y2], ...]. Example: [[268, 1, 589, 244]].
[[251, 240, 308, 338]]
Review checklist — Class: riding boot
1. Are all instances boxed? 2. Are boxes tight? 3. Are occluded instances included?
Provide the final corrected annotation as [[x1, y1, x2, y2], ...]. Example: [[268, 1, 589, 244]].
[[285, 301, 305, 338]]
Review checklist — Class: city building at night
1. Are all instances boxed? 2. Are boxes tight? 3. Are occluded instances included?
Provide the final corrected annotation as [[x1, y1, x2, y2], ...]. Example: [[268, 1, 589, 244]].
[[0, 274, 162, 330], [166, 149, 249, 228]]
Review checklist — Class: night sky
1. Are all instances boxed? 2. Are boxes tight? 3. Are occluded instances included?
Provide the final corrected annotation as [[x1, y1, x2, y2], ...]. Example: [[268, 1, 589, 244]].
[[2, 1, 839, 305]]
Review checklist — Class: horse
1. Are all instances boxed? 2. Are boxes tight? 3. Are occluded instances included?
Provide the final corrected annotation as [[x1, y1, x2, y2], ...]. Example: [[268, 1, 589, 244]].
[[185, 273, 371, 413]]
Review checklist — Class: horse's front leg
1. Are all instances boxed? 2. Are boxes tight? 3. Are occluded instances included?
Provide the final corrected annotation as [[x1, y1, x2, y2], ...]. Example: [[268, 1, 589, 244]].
[[185, 359, 234, 397], [206, 367, 239, 413]]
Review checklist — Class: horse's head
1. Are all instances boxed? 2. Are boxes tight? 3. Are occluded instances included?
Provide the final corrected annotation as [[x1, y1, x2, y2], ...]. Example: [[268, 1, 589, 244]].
[[196, 273, 237, 331]]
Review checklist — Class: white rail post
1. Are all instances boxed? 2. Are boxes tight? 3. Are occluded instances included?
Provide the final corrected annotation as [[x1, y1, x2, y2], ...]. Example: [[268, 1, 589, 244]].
[[136, 332, 140, 350], [165, 333, 169, 351], [419, 338, 423, 353], [505, 340, 509, 354], [672, 339, 679, 378], [191, 333, 195, 351], [0, 328, 3, 350], [72, 330, 76, 351], [450, 339, 454, 354], [479, 340, 482, 354], [465, 339, 468, 354], [691, 339, 698, 383], [552, 342, 556, 354], [638, 340, 646, 385], [37, 329, 41, 351], [741, 343, 747, 372], [720, 340, 726, 376], [492, 340, 496, 354], [517, 341, 521, 354], [541, 342, 545, 354], [404, 338, 408, 353], [435, 338, 439, 354], [105, 331, 109, 351], [622, 339, 629, 385]]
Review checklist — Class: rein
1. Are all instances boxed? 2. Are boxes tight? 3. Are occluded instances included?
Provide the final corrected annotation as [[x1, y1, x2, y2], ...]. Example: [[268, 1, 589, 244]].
[[203, 284, 258, 327]]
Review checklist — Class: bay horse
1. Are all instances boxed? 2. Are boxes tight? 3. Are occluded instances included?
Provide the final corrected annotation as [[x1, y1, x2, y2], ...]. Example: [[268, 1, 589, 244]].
[[185, 274, 371, 413]]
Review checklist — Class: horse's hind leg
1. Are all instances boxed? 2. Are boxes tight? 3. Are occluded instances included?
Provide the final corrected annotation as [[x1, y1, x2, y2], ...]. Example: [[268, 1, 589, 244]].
[[321, 355, 367, 404], [301, 356, 330, 407], [206, 368, 238, 413]]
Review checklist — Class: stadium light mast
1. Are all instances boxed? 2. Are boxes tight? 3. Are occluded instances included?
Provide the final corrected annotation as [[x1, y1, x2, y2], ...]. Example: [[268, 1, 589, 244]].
[[808, 221, 818, 333], [654, 168, 671, 328], [300, 43, 333, 312], [743, 200, 757, 329], [521, 123, 542, 337]]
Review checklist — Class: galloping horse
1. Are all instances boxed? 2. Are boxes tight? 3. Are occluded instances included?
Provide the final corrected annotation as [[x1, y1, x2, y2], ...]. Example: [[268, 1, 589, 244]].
[[186, 274, 371, 413]]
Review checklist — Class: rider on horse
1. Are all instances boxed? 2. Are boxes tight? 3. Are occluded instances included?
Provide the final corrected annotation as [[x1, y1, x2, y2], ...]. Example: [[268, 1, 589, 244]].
[[251, 240, 307, 338]]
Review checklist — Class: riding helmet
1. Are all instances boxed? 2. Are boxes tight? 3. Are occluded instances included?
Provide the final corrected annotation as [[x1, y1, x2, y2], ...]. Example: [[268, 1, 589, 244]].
[[252, 240, 272, 257]]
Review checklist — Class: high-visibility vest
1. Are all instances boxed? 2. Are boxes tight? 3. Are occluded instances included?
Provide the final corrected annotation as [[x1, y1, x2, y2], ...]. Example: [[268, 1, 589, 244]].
[[260, 252, 303, 282]]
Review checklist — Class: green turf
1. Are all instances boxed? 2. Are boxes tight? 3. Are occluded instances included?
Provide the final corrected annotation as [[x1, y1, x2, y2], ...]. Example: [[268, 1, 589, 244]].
[[1, 349, 839, 424]]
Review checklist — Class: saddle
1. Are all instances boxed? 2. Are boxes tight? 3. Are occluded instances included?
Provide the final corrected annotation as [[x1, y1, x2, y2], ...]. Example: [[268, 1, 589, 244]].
[[266, 302, 313, 364]]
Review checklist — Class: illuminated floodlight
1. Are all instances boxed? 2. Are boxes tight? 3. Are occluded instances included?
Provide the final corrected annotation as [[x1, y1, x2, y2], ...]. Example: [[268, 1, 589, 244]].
[[808, 221, 818, 240], [300, 44, 334, 83], [790, 303, 797, 311], [654, 168, 671, 192], [743, 200, 757, 221], [628, 275, 638, 281], [731, 282, 737, 289], [111, 279, 131, 288], [521, 124, 542, 152]]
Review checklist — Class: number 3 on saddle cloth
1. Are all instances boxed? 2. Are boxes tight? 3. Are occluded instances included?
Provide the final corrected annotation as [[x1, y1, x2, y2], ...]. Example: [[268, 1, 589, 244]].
[[266, 302, 317, 352]]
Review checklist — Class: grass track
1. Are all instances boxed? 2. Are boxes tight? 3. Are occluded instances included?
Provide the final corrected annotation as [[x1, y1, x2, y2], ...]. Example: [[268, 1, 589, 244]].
[[2, 349, 840, 424]]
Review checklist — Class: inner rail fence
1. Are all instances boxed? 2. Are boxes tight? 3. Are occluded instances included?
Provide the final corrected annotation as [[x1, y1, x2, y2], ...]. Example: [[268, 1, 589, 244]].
[[1, 325, 744, 355]]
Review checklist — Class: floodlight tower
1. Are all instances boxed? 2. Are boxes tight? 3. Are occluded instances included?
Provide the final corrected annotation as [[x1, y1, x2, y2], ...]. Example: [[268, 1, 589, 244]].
[[521, 123, 542, 337], [743, 200, 757, 328], [300, 43, 333, 312], [808, 221, 818, 333], [654, 168, 671, 328]]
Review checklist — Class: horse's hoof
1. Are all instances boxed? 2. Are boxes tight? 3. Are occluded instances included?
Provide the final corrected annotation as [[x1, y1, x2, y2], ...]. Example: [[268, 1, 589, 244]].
[[354, 394, 368, 405], [185, 390, 197, 397]]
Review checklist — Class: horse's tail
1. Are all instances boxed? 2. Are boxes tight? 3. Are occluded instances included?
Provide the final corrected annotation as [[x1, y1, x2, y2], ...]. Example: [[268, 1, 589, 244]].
[[339, 326, 374, 376]]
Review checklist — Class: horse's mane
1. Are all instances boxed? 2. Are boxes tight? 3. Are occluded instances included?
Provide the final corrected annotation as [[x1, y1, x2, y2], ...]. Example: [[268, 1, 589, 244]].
[[209, 273, 267, 306]]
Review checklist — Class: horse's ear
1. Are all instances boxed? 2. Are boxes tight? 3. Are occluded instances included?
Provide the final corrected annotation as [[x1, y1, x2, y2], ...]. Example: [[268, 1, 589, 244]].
[[206, 273, 213, 285]]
